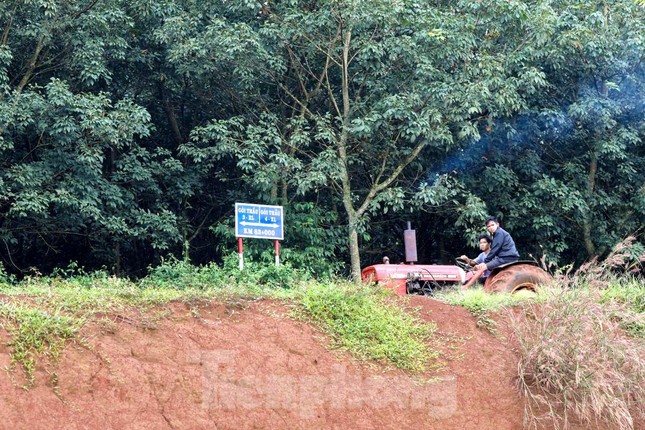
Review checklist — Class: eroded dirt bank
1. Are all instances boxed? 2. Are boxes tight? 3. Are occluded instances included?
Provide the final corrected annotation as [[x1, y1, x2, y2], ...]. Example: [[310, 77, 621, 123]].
[[0, 298, 525, 430]]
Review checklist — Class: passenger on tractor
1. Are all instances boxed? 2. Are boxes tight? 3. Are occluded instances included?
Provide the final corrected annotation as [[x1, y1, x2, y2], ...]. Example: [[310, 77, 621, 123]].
[[465, 216, 520, 289], [458, 234, 492, 289]]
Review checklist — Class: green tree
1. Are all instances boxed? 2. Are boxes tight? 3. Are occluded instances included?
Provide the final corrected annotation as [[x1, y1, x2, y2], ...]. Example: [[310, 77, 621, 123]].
[[187, 0, 551, 279], [0, 1, 181, 273], [421, 0, 645, 266], [2, 0, 642, 276], [513, 0, 645, 262]]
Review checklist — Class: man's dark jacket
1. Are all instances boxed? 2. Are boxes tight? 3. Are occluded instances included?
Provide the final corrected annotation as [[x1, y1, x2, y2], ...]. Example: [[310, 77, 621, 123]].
[[484, 227, 519, 264]]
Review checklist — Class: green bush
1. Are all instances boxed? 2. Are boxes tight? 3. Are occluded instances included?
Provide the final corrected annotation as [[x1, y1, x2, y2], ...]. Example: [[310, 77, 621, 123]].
[[234, 261, 305, 290], [0, 263, 15, 285], [143, 258, 226, 289]]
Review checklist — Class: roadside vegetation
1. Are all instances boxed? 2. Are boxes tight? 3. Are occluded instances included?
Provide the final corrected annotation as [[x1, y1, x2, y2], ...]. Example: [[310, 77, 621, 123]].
[[296, 282, 438, 372], [0, 257, 439, 386], [434, 238, 645, 430], [512, 280, 645, 430], [1, 242, 643, 429], [435, 278, 644, 430]]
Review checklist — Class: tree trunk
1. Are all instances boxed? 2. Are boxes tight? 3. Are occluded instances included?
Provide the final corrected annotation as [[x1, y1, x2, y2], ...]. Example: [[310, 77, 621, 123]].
[[113, 242, 121, 276], [337, 28, 363, 281], [347, 214, 362, 281], [159, 81, 184, 146], [583, 151, 597, 257], [181, 208, 190, 262], [16, 36, 44, 94], [281, 179, 288, 207], [582, 74, 608, 258]]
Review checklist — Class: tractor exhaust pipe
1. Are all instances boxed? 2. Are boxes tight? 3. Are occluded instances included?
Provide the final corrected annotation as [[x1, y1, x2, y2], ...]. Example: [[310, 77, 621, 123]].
[[404, 221, 417, 263]]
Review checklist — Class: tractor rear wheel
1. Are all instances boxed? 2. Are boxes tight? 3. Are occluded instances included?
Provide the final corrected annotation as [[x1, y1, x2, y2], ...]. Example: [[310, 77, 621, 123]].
[[484, 264, 552, 294]]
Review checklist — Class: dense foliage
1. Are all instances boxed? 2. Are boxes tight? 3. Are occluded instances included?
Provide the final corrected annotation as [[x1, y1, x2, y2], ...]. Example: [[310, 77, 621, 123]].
[[1, 0, 643, 278]]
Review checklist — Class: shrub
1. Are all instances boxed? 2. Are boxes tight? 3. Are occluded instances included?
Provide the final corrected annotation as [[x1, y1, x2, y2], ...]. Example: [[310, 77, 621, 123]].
[[234, 260, 305, 290], [0, 263, 15, 285], [142, 254, 309, 294], [143, 258, 226, 289], [218, 251, 311, 291]]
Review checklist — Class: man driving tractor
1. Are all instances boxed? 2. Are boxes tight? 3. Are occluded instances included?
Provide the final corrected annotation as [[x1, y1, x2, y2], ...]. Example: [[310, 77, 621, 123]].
[[460, 216, 519, 289], [458, 234, 492, 288]]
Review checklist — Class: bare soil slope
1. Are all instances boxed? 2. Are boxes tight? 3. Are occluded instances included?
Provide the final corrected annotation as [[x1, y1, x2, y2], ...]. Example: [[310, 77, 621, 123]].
[[0, 297, 525, 430]]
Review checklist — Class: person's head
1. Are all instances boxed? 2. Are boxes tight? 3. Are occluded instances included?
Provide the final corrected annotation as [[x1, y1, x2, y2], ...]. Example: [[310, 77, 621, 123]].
[[485, 216, 500, 234], [477, 234, 492, 251], [382, 256, 390, 264]]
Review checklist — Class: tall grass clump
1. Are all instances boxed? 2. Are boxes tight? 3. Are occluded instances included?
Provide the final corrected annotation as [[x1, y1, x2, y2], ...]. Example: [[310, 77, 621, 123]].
[[511, 289, 645, 430], [556, 236, 645, 289], [297, 283, 438, 372]]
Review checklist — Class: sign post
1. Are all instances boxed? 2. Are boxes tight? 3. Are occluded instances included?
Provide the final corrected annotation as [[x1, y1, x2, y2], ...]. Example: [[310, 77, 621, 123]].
[[274, 240, 280, 267], [235, 203, 284, 270], [237, 237, 244, 270]]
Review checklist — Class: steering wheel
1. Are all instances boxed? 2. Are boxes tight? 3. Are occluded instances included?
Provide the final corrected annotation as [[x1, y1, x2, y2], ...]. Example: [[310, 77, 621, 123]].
[[455, 257, 474, 272]]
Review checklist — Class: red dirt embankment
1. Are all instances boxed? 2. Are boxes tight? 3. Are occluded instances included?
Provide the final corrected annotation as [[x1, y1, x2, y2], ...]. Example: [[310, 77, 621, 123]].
[[0, 297, 525, 430]]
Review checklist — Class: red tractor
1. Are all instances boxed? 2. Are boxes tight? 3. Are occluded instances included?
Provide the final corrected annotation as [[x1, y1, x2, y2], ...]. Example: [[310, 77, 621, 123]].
[[361, 224, 552, 295], [361, 262, 470, 295]]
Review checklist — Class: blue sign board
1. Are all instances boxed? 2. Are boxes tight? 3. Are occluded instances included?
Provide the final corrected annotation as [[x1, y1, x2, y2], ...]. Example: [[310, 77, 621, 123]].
[[235, 203, 284, 240]]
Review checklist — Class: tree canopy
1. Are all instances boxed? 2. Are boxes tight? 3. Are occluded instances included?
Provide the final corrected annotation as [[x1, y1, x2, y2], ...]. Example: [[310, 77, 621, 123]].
[[1, 0, 644, 278]]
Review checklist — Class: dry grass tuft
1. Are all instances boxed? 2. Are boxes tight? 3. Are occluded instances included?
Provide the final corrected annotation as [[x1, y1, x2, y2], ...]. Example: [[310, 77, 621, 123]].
[[556, 236, 645, 289], [511, 290, 645, 430]]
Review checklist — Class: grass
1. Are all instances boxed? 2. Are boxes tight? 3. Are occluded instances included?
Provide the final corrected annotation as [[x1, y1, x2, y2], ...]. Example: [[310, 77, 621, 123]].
[[0, 302, 82, 387], [511, 284, 645, 430], [434, 287, 540, 312], [433, 287, 540, 335], [435, 276, 645, 430], [296, 282, 438, 372], [600, 281, 645, 338], [0, 260, 440, 383]]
